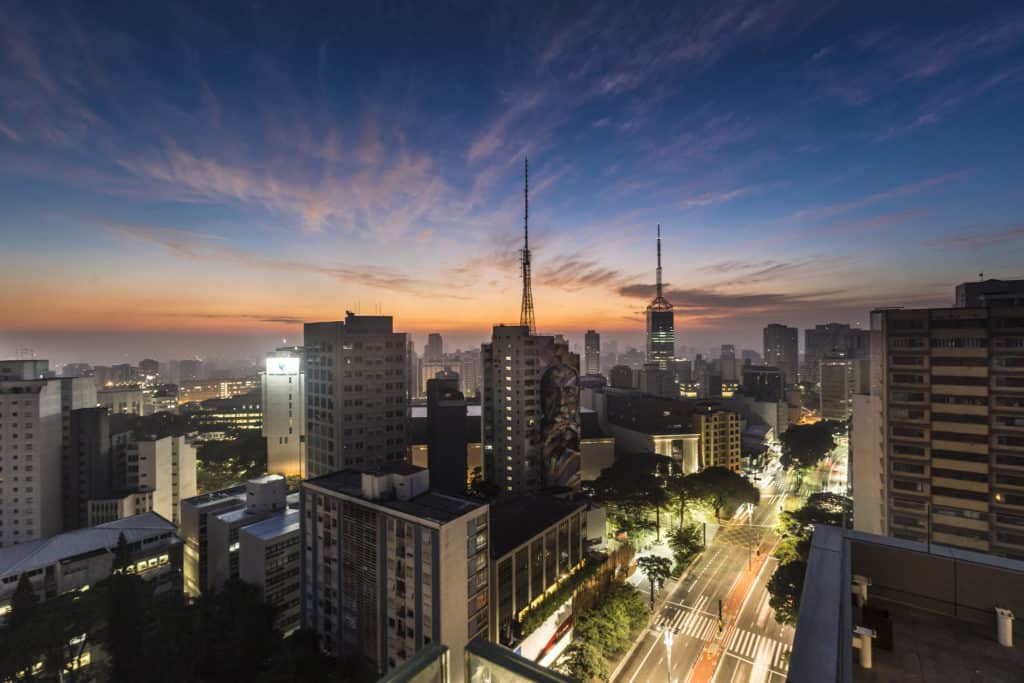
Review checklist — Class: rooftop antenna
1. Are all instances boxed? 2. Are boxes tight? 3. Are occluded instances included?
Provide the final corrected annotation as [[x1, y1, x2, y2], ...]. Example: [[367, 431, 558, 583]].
[[519, 157, 536, 334], [656, 223, 663, 300]]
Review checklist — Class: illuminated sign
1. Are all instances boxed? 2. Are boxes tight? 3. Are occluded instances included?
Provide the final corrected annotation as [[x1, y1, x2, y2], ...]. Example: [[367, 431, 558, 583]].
[[265, 357, 300, 375]]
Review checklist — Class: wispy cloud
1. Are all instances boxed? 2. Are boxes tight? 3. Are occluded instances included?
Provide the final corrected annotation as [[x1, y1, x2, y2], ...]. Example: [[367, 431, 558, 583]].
[[111, 222, 471, 298], [922, 224, 1024, 249], [680, 184, 763, 208]]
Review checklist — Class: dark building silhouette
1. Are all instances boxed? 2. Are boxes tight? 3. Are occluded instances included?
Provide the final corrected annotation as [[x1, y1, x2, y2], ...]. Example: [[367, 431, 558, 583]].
[[763, 323, 798, 385], [609, 364, 633, 389], [426, 375, 469, 495], [646, 225, 675, 369], [742, 365, 784, 402]]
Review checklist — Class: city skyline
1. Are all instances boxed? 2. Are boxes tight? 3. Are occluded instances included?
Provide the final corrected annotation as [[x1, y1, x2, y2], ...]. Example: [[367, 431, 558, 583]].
[[3, 2, 1024, 362]]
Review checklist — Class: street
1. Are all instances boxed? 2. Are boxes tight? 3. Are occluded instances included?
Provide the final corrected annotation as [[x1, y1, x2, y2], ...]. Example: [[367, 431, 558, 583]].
[[613, 470, 794, 683]]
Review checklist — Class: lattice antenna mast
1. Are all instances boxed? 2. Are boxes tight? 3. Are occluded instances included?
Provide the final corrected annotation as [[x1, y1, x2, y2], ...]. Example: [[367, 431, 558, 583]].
[[519, 157, 536, 334], [656, 223, 663, 299]]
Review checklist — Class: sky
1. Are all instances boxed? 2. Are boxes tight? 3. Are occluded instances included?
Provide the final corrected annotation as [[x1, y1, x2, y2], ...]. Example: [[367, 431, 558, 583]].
[[1, 1, 1023, 365]]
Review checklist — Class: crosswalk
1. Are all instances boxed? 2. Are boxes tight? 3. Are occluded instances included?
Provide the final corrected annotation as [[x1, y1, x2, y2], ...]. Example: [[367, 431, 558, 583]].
[[652, 595, 718, 641], [725, 626, 791, 671], [765, 493, 785, 506]]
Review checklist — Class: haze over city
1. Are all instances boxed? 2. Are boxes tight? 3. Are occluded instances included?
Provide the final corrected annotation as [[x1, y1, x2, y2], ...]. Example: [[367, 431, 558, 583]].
[[3, 1, 1024, 363]]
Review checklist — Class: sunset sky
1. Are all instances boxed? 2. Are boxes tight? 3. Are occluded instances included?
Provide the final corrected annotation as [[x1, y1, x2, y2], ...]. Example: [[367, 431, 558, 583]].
[[2, 1, 1023, 364]]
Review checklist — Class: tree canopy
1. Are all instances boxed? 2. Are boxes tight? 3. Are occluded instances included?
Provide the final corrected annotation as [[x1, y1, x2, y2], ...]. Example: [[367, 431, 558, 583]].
[[686, 467, 759, 520], [636, 555, 673, 607], [592, 453, 672, 540], [779, 421, 838, 470]]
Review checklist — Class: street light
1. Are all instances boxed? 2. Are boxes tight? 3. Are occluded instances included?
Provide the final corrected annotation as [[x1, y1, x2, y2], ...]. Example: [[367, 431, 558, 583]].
[[663, 629, 675, 683]]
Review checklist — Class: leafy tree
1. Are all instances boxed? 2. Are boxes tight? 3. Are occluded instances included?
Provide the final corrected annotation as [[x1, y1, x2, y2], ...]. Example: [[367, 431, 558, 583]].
[[767, 559, 805, 626], [573, 583, 649, 658], [468, 467, 500, 500], [593, 453, 671, 539], [9, 573, 39, 631], [192, 578, 282, 680], [686, 467, 759, 520], [665, 473, 695, 529], [667, 523, 703, 573], [560, 641, 609, 682], [778, 492, 852, 538], [636, 555, 673, 608], [779, 421, 836, 470]]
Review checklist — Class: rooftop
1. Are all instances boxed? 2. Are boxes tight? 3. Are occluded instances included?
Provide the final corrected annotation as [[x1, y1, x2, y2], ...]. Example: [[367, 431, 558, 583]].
[[239, 509, 301, 541], [304, 468, 485, 524], [0, 512, 177, 578], [788, 525, 1024, 683], [490, 495, 586, 559], [182, 484, 247, 508]]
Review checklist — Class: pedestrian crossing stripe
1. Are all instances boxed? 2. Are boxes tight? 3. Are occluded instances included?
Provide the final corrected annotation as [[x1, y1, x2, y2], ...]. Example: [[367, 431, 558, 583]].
[[725, 626, 791, 670]]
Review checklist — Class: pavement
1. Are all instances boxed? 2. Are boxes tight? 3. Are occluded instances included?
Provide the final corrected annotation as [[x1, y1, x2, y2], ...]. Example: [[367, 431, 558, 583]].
[[612, 469, 794, 683]]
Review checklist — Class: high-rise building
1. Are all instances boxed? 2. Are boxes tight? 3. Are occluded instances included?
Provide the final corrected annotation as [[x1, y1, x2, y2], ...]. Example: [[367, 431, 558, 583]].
[[691, 402, 742, 472], [406, 339, 419, 399], [481, 325, 581, 496], [0, 360, 63, 546], [424, 333, 444, 363], [59, 376, 98, 530], [139, 358, 160, 378], [124, 435, 196, 526], [803, 322, 869, 383], [300, 464, 489, 680], [303, 313, 408, 478], [456, 348, 482, 398], [646, 225, 675, 369], [584, 330, 601, 376], [763, 324, 799, 385], [239, 507, 301, 636], [955, 278, 1024, 307], [180, 484, 248, 597], [855, 303, 1024, 558], [819, 352, 856, 420], [262, 349, 305, 477], [65, 406, 112, 530], [426, 376, 469, 495], [720, 344, 740, 382], [609, 364, 633, 389], [742, 366, 785, 403]]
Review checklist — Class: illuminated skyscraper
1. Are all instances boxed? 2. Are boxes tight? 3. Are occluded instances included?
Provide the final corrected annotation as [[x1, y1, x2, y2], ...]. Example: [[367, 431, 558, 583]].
[[584, 330, 600, 375], [646, 225, 675, 369], [262, 348, 305, 477]]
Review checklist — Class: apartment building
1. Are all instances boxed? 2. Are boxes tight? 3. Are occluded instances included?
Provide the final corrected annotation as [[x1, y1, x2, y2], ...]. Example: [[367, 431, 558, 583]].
[[239, 508, 301, 635], [691, 401, 742, 472], [124, 435, 196, 526], [862, 303, 1024, 559], [481, 325, 581, 496], [304, 314, 408, 478], [300, 463, 489, 680]]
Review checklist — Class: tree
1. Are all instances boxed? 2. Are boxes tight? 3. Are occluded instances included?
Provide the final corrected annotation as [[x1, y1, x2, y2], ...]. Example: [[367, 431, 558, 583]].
[[667, 523, 703, 573], [636, 555, 673, 608], [767, 558, 806, 626], [665, 473, 695, 529], [560, 641, 609, 682], [778, 492, 852, 538], [592, 454, 671, 540], [779, 422, 836, 470], [9, 573, 39, 631], [686, 467, 759, 521]]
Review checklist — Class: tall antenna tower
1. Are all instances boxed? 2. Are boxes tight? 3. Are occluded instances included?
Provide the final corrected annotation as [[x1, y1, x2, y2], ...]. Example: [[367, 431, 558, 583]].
[[519, 157, 536, 334], [656, 223, 663, 299]]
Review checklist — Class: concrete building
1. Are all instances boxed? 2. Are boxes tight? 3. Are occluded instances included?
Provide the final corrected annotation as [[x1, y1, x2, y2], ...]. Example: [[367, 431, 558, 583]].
[[691, 401, 742, 472], [180, 485, 248, 597], [646, 226, 675, 369], [580, 409, 615, 481], [584, 330, 600, 376], [955, 277, 1024, 307], [763, 324, 799, 385], [804, 322, 869, 384], [609, 364, 633, 389], [851, 392, 884, 535], [454, 348, 482, 398], [0, 360, 64, 546], [65, 407, 113, 530], [820, 352, 856, 420], [788, 525, 1024, 683], [124, 435, 196, 526], [742, 365, 785, 403], [87, 490, 154, 526], [488, 495, 589, 659], [206, 474, 290, 591], [637, 362, 676, 398], [856, 303, 1024, 559], [425, 376, 469, 495], [178, 377, 259, 404], [425, 333, 444, 363], [304, 314, 408, 477], [262, 349, 306, 477], [0, 512, 181, 627], [239, 508, 301, 635], [481, 325, 581, 496], [597, 389, 701, 471], [98, 385, 143, 415], [300, 464, 489, 680]]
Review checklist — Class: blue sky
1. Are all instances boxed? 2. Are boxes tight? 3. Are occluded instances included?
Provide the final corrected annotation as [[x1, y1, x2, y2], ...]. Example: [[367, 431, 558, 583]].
[[1, 1, 1023, 363]]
